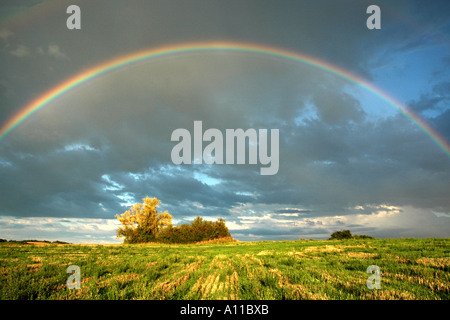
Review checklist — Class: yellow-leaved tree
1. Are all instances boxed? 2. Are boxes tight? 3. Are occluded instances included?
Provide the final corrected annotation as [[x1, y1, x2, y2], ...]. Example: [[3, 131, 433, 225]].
[[116, 196, 172, 243]]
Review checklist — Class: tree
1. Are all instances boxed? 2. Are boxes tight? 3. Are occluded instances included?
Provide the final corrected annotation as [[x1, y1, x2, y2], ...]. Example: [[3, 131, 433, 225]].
[[116, 197, 172, 243], [329, 230, 374, 240], [329, 230, 353, 240], [155, 216, 231, 244]]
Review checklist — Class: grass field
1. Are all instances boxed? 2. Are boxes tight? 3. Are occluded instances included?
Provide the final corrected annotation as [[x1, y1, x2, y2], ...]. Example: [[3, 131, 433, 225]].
[[0, 238, 448, 300]]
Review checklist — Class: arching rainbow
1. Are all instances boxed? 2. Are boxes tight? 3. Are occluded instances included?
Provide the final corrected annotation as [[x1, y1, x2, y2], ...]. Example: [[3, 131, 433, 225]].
[[1, 41, 449, 157]]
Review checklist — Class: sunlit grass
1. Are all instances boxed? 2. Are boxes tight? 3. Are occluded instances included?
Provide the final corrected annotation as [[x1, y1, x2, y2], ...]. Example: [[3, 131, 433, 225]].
[[0, 238, 448, 300]]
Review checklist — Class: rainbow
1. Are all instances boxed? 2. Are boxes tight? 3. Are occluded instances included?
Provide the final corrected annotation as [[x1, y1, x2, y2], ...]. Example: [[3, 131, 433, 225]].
[[1, 41, 449, 156]]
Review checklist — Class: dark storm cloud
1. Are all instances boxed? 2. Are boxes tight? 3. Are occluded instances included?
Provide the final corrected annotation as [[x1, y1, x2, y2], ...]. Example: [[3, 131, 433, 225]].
[[2, 51, 449, 221], [409, 81, 450, 113], [0, 0, 436, 118], [408, 79, 450, 145], [275, 209, 312, 214], [432, 109, 450, 144], [312, 90, 366, 126], [0, 0, 449, 241]]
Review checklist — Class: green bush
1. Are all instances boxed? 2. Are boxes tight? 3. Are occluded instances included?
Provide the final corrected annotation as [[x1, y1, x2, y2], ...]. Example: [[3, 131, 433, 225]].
[[156, 216, 231, 244], [329, 230, 374, 240], [329, 230, 353, 240], [352, 234, 374, 239]]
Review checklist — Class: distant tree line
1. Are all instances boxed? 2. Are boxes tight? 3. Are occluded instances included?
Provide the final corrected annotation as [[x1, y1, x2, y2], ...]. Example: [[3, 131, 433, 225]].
[[0, 239, 70, 244], [116, 197, 231, 244]]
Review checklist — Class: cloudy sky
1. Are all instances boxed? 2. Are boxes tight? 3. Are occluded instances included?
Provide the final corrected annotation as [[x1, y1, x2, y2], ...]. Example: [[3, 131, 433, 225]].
[[0, 0, 449, 243]]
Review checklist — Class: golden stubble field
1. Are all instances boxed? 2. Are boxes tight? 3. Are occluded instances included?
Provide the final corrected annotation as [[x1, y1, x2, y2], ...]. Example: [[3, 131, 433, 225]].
[[0, 238, 448, 300]]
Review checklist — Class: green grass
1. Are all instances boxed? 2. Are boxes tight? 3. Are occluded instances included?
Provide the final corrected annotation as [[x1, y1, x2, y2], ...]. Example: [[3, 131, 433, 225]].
[[0, 238, 448, 300]]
